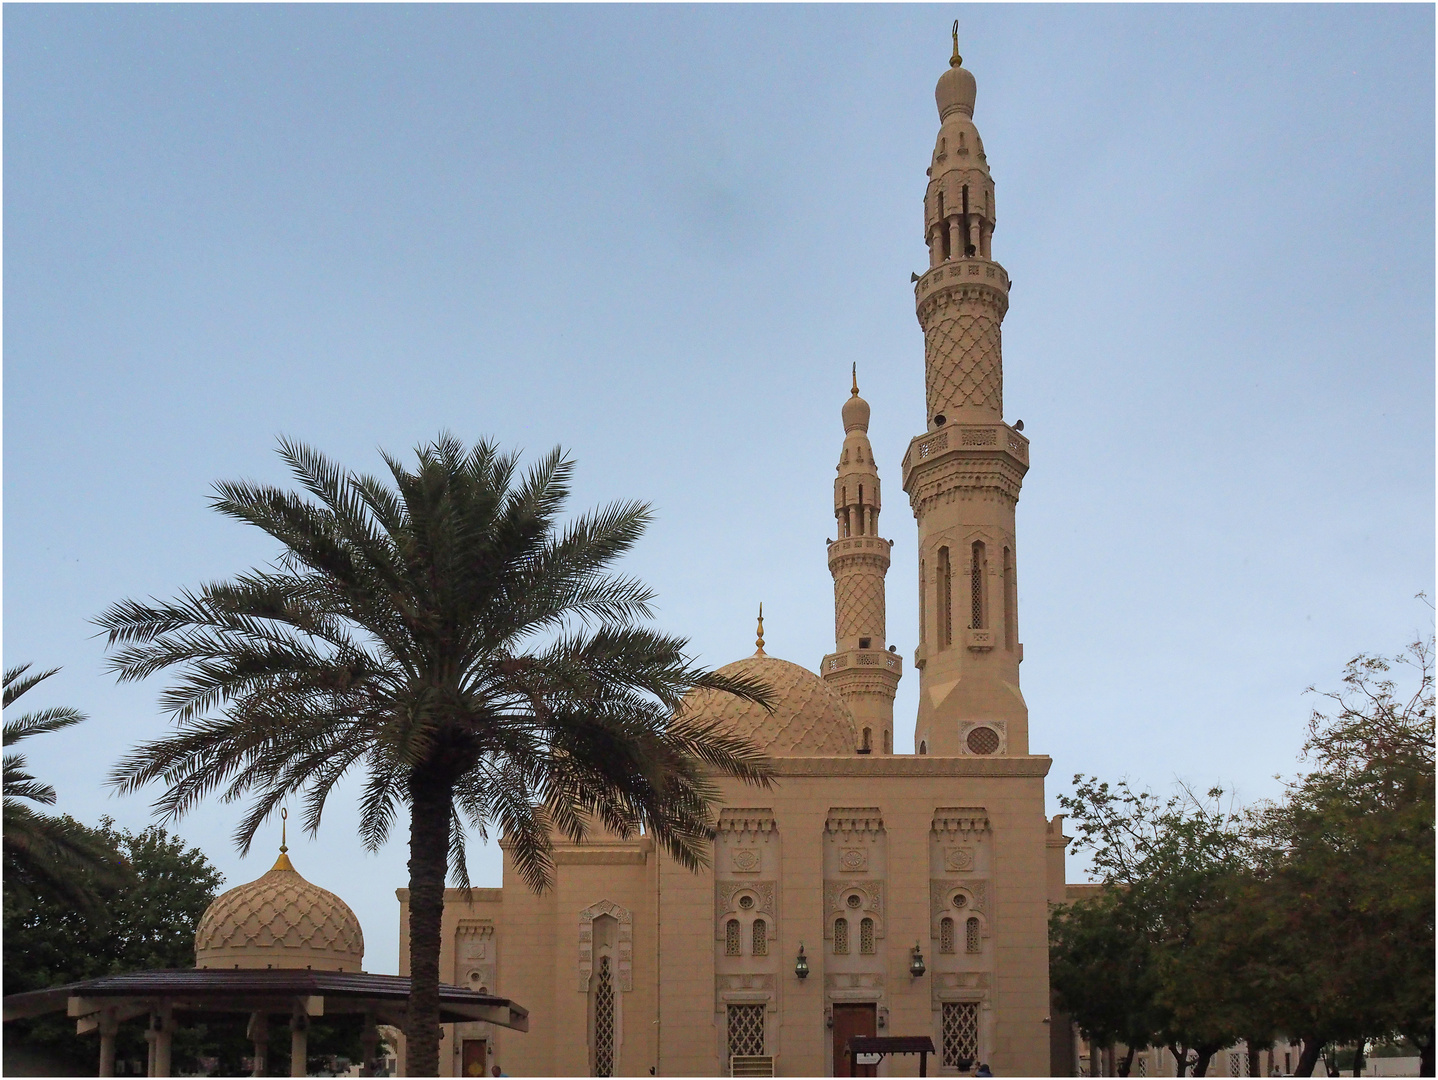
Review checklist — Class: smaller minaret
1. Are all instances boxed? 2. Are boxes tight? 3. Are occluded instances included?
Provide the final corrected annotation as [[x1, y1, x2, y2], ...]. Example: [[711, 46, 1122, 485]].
[[821, 367, 903, 754]]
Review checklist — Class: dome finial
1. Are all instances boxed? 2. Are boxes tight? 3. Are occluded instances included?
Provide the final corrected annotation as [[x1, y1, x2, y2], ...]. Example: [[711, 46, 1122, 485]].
[[271, 807, 295, 871], [851, 363, 859, 397], [755, 604, 766, 656], [951, 20, 962, 68]]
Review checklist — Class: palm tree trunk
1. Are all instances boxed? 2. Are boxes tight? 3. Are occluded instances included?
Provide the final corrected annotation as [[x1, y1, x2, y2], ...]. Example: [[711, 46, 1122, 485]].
[[406, 776, 454, 1078]]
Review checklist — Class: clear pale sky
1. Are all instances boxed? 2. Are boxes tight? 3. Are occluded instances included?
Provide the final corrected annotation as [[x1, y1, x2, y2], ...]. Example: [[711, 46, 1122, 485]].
[[5, 5, 1432, 975]]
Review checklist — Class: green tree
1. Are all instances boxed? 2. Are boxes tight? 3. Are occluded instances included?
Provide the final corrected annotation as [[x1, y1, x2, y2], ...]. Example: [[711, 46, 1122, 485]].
[[1049, 889, 1163, 1076], [1058, 777, 1249, 1076], [3, 664, 126, 911], [1235, 633, 1435, 1076], [98, 435, 774, 1076], [3, 818, 225, 1072]]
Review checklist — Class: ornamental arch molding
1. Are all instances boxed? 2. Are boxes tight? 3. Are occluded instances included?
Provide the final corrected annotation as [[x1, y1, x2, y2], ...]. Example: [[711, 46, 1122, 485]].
[[578, 899, 634, 992]]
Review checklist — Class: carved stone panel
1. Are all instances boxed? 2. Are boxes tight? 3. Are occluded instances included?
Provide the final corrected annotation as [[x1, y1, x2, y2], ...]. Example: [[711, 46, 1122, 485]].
[[825, 971, 886, 1001], [715, 973, 778, 1010], [454, 921, 496, 990], [715, 880, 777, 936], [943, 846, 975, 872], [839, 847, 869, 873], [730, 848, 762, 874], [930, 879, 989, 922], [824, 880, 886, 938], [578, 899, 634, 993]]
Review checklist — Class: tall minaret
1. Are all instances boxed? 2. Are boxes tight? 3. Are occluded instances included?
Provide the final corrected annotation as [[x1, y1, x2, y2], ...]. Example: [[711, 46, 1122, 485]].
[[902, 34, 1031, 756], [821, 366, 902, 754]]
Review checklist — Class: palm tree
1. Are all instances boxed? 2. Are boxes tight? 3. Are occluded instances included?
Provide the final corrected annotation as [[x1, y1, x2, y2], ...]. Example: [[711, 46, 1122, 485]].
[[4, 664, 126, 910], [98, 434, 773, 1076]]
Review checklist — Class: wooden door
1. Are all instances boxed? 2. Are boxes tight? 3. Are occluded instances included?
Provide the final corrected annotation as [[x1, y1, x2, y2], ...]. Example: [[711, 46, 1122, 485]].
[[461, 1038, 487, 1077], [832, 1003, 877, 1077]]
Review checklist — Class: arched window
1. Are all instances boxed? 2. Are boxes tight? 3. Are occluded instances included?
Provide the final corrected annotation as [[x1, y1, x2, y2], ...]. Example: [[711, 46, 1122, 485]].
[[940, 917, 955, 954], [861, 728, 872, 753], [833, 917, 849, 955], [752, 919, 767, 957], [859, 917, 875, 955], [858, 485, 865, 536], [725, 919, 741, 957], [883, 729, 891, 754], [966, 917, 981, 954], [919, 561, 927, 644], [919, 741, 927, 756], [1002, 546, 1016, 649], [970, 541, 987, 629], [938, 547, 953, 648]]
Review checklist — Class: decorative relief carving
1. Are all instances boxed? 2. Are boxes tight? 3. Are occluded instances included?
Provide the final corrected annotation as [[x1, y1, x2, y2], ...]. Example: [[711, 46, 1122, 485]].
[[730, 848, 761, 874], [715, 973, 778, 1008], [931, 807, 991, 837], [715, 880, 777, 933], [825, 880, 886, 933], [577, 900, 633, 993], [960, 428, 998, 447], [826, 971, 886, 1000], [824, 808, 885, 838], [943, 847, 975, 872], [716, 809, 777, 837], [455, 921, 496, 990], [930, 880, 989, 922], [839, 848, 869, 873]]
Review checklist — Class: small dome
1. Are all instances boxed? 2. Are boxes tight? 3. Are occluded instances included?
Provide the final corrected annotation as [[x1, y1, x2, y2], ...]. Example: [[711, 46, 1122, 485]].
[[936, 59, 976, 120], [680, 654, 857, 756], [195, 850, 364, 972], [842, 392, 870, 433]]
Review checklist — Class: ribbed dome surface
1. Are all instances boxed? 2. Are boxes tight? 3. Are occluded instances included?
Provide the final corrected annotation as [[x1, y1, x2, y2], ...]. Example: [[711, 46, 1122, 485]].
[[681, 654, 857, 756], [195, 853, 364, 972]]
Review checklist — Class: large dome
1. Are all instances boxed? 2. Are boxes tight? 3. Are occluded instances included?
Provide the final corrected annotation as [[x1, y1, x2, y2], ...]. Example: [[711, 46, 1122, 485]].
[[681, 653, 858, 756], [195, 849, 364, 972]]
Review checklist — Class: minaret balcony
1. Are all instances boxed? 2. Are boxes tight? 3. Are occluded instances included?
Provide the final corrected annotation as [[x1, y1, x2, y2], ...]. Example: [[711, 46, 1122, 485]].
[[914, 257, 1009, 305], [826, 536, 893, 572], [821, 648, 903, 682]]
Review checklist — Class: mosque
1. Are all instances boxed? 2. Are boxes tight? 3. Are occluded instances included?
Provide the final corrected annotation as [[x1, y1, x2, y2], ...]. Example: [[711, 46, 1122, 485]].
[[395, 40, 1070, 1079]]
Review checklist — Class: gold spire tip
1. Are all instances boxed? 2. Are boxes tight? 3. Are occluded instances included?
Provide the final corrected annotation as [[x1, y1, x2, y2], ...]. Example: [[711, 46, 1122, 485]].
[[951, 20, 962, 67], [755, 604, 766, 656], [271, 807, 295, 871], [851, 363, 859, 396]]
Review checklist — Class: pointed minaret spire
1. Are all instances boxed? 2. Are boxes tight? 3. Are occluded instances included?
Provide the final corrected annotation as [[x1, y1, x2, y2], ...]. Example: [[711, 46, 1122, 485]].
[[822, 372, 901, 754], [272, 807, 295, 871], [951, 19, 962, 67], [755, 604, 766, 656]]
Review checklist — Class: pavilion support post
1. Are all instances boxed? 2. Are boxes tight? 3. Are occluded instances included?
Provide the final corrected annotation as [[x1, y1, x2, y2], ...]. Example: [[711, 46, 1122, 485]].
[[153, 1005, 176, 1078], [290, 1007, 310, 1077], [98, 1009, 120, 1077], [247, 1011, 270, 1078], [360, 1015, 379, 1078], [145, 1013, 157, 1077]]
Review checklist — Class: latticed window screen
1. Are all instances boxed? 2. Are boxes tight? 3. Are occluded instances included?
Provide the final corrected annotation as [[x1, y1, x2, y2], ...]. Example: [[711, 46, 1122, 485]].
[[833, 917, 849, 954], [967, 726, 1001, 755], [970, 542, 985, 629], [727, 1004, 765, 1058], [725, 920, 741, 956], [938, 548, 953, 648], [939, 917, 955, 954], [593, 957, 615, 1077], [859, 918, 875, 955], [941, 1002, 979, 1068], [752, 920, 767, 956], [1229, 1052, 1242, 1076], [1137, 1058, 1148, 1077], [965, 917, 981, 954]]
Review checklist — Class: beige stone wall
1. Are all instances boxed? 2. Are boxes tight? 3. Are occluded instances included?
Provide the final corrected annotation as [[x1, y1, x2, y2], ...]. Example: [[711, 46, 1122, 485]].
[[398, 756, 1055, 1077]]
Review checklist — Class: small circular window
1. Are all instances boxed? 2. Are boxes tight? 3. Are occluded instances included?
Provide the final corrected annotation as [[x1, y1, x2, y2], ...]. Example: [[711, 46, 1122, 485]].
[[738, 894, 755, 910], [952, 893, 969, 909], [846, 894, 863, 909], [967, 726, 1000, 755]]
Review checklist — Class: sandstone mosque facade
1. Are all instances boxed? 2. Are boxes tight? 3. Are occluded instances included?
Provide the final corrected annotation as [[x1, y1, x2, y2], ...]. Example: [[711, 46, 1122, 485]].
[[398, 46, 1070, 1079]]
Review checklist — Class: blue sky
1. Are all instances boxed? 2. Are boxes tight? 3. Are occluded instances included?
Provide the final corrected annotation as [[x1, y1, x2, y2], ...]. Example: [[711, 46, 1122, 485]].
[[5, 5, 1432, 975]]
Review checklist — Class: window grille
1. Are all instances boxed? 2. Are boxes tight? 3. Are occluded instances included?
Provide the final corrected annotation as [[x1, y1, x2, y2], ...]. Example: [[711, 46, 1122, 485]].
[[1137, 1059, 1147, 1077], [752, 919, 767, 957], [941, 1002, 979, 1068], [833, 917, 849, 954], [1229, 1052, 1242, 1076], [939, 917, 955, 954], [938, 548, 952, 648], [965, 917, 981, 953], [859, 917, 875, 954], [727, 1004, 765, 1058], [967, 726, 1000, 755], [593, 957, 615, 1077], [725, 919, 741, 956], [970, 542, 985, 629]]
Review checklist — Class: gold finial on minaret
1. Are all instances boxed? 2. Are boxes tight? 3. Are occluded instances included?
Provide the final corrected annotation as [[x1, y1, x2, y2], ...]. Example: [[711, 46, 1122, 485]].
[[951, 20, 962, 67], [851, 363, 860, 397], [755, 604, 766, 656], [271, 807, 295, 871]]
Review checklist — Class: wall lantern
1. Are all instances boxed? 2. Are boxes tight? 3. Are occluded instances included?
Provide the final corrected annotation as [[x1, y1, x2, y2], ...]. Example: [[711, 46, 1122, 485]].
[[795, 944, 810, 980], [909, 943, 926, 978]]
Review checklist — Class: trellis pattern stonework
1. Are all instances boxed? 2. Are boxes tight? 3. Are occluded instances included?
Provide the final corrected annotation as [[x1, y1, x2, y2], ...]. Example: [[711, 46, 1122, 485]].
[[942, 1002, 979, 1067], [923, 311, 1003, 418], [593, 957, 616, 1077], [578, 900, 634, 992], [727, 1004, 765, 1058], [833, 572, 886, 643], [194, 865, 364, 966]]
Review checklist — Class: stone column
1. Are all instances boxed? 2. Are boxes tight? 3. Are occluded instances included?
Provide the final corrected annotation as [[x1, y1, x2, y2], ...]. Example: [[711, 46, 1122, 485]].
[[247, 1012, 270, 1078], [144, 1015, 156, 1077], [153, 1006, 176, 1078], [947, 216, 963, 261], [360, 1017, 380, 1078], [98, 1009, 119, 1077], [290, 1008, 309, 1077]]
